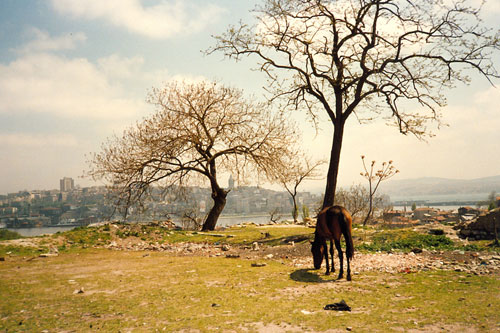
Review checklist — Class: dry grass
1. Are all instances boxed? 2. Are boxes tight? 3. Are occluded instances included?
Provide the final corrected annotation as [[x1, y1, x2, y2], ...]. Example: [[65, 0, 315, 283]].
[[1, 248, 499, 332]]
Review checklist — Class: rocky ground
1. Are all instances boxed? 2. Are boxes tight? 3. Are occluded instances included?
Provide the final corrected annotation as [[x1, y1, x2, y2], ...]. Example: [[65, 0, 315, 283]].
[[95, 223, 500, 277], [2, 221, 499, 277], [5, 236, 499, 278]]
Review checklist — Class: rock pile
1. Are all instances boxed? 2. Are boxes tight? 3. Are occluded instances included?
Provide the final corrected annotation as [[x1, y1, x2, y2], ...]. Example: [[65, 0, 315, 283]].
[[290, 251, 500, 275], [456, 208, 500, 240]]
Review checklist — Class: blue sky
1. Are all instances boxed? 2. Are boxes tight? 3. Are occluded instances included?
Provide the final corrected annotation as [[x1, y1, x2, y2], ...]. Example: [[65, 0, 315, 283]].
[[0, 0, 499, 195]]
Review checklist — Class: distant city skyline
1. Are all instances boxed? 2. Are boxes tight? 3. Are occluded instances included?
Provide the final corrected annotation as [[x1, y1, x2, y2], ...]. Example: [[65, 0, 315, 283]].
[[1, 1, 499, 195]]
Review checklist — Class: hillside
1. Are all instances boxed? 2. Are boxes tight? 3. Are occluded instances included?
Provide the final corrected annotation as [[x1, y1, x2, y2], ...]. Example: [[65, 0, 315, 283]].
[[382, 175, 500, 198]]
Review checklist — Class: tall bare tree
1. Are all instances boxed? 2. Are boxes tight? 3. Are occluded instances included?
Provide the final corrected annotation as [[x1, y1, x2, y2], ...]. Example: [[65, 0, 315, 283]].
[[278, 157, 326, 222], [210, 0, 500, 208], [88, 81, 298, 231]]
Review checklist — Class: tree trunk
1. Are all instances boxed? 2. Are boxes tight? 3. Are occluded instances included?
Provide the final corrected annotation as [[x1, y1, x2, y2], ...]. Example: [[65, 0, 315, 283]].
[[322, 119, 345, 208], [292, 196, 298, 223], [202, 190, 227, 231], [363, 182, 374, 226], [494, 215, 499, 246]]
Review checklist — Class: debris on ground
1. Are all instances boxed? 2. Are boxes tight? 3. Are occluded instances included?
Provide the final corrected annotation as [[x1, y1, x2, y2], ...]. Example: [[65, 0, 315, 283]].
[[324, 300, 351, 311]]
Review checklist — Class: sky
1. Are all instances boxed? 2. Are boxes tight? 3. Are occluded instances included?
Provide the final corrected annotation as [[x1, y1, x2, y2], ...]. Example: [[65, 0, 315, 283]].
[[0, 0, 499, 195]]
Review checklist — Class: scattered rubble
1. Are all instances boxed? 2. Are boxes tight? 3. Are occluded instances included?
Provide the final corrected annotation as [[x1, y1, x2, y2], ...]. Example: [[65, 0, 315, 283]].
[[2, 221, 499, 276], [289, 251, 500, 276]]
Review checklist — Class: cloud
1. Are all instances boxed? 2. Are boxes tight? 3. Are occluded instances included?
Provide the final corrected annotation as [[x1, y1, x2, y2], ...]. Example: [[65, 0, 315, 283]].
[[50, 0, 225, 39], [0, 52, 146, 119], [97, 54, 145, 80], [14, 28, 87, 54], [0, 133, 79, 147], [0, 29, 214, 123]]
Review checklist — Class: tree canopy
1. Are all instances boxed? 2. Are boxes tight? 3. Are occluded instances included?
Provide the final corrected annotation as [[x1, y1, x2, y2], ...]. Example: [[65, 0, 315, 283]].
[[89, 81, 299, 230], [211, 0, 500, 207]]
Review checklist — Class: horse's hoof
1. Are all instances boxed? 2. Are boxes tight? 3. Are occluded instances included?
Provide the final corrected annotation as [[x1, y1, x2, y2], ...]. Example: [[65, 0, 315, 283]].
[[347, 275, 352, 281], [325, 271, 330, 276], [337, 275, 343, 280]]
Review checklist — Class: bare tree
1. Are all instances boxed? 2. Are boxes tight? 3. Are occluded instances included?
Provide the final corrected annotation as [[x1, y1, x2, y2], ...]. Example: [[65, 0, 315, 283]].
[[269, 207, 283, 223], [210, 0, 500, 208], [334, 184, 370, 219], [360, 156, 399, 225], [277, 156, 326, 222], [88, 81, 298, 231], [181, 206, 204, 231]]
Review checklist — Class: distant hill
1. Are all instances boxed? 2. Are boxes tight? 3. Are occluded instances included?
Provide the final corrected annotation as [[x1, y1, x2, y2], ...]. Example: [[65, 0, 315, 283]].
[[381, 175, 500, 199]]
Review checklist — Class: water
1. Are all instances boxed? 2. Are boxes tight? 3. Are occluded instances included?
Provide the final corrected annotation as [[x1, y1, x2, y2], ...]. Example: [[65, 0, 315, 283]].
[[217, 214, 291, 226], [389, 192, 488, 203], [5, 226, 78, 237], [393, 205, 462, 212], [4, 214, 293, 237]]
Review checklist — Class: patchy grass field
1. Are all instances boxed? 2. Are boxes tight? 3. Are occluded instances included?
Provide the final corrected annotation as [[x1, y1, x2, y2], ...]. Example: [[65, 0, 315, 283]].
[[1, 223, 499, 332], [1, 249, 499, 332]]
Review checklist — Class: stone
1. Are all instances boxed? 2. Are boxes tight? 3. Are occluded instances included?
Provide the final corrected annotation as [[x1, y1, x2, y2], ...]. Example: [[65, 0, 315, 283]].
[[225, 254, 240, 258], [39, 253, 58, 258], [429, 229, 445, 235], [457, 208, 500, 240], [73, 287, 85, 294], [251, 262, 267, 267]]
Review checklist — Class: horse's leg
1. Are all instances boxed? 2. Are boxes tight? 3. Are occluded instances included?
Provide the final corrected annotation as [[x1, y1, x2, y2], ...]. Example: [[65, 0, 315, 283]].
[[346, 255, 352, 281], [334, 239, 343, 280], [324, 241, 330, 275], [330, 239, 335, 273]]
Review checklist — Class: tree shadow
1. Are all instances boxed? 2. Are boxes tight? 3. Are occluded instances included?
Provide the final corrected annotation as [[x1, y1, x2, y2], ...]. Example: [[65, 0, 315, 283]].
[[248, 233, 314, 247], [289, 269, 333, 283]]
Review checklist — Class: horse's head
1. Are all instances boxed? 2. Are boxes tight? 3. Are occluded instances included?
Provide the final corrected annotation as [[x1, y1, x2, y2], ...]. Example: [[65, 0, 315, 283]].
[[310, 239, 324, 269]]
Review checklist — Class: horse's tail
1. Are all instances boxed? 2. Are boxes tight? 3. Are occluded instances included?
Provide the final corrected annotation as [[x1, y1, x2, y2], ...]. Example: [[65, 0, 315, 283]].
[[338, 208, 354, 260]]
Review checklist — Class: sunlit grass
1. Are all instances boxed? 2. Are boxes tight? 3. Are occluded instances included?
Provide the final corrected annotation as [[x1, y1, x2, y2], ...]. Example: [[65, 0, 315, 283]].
[[1, 249, 498, 331]]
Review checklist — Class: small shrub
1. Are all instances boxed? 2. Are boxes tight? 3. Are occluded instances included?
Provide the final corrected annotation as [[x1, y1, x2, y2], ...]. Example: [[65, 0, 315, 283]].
[[0, 229, 23, 241], [462, 244, 480, 251], [358, 230, 455, 252]]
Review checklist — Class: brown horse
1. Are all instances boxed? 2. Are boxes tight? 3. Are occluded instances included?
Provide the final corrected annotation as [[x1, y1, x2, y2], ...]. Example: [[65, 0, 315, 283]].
[[311, 205, 354, 280]]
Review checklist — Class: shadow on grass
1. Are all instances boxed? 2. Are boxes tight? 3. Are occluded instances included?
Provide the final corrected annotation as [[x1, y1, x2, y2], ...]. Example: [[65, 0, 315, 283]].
[[290, 269, 334, 283]]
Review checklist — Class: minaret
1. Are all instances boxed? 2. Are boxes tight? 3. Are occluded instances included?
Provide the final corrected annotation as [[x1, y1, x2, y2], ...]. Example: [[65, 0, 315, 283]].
[[228, 175, 234, 190]]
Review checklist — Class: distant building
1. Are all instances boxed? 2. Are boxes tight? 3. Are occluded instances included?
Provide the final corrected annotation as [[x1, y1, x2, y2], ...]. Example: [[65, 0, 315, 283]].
[[60, 177, 75, 192], [228, 175, 235, 190], [413, 207, 438, 223], [458, 206, 481, 217], [0, 207, 18, 216]]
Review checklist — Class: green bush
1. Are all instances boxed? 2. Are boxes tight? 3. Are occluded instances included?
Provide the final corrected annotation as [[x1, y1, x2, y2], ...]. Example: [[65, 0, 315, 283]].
[[358, 231, 455, 252], [0, 229, 23, 241]]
